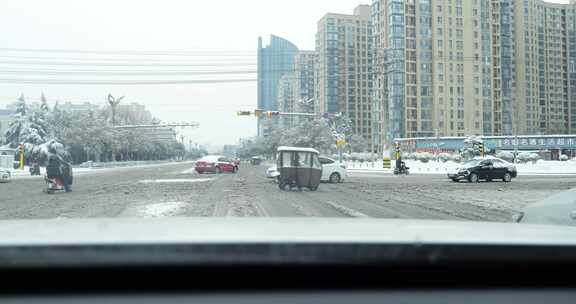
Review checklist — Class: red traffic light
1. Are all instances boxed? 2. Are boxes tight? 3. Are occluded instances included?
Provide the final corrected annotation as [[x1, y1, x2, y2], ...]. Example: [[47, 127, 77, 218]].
[[266, 111, 280, 118]]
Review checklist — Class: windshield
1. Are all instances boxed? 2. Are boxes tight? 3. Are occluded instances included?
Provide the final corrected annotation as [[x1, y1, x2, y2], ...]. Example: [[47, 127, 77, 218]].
[[1, 0, 576, 236]]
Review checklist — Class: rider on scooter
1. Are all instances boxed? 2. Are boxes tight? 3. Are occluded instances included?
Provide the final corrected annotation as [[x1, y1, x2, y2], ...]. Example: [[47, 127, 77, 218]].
[[45, 152, 72, 193]]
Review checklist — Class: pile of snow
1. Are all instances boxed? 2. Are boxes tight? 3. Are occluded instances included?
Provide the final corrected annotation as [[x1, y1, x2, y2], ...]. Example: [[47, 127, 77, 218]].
[[138, 178, 213, 184], [347, 158, 576, 175], [139, 202, 189, 218], [325, 201, 370, 218]]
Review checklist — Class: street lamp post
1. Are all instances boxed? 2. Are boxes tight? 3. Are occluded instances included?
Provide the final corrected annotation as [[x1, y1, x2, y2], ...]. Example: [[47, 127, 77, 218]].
[[514, 135, 519, 164], [435, 129, 440, 161]]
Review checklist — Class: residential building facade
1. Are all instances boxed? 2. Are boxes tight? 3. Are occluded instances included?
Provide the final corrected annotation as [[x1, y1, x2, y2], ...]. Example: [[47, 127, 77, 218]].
[[293, 50, 317, 113], [316, 5, 374, 144], [277, 73, 297, 128], [371, 0, 576, 153]]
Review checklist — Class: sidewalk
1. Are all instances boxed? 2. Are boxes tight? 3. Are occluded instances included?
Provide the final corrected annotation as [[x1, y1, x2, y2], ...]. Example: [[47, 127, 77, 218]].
[[5, 161, 193, 179], [346, 160, 576, 176]]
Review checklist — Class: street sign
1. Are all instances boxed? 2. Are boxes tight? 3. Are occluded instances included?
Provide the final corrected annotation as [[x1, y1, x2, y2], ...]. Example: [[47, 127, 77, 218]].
[[237, 111, 252, 116]]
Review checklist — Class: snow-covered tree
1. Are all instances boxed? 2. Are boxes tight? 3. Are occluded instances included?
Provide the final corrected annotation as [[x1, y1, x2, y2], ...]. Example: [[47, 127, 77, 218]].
[[348, 134, 369, 153], [438, 153, 451, 163], [460, 136, 484, 160], [496, 151, 515, 162], [3, 96, 31, 147], [40, 93, 50, 112]]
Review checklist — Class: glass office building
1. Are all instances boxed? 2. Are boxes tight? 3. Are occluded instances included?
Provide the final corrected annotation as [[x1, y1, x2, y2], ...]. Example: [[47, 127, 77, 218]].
[[257, 35, 299, 135]]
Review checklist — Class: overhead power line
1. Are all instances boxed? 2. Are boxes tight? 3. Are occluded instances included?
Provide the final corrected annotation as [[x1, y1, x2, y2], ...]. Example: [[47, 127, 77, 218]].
[[0, 55, 257, 62], [0, 69, 258, 76], [0, 78, 257, 85], [0, 47, 258, 56], [0, 60, 257, 67]]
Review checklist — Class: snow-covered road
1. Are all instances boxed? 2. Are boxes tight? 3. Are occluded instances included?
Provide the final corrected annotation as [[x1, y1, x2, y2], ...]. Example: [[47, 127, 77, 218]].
[[1, 162, 575, 222]]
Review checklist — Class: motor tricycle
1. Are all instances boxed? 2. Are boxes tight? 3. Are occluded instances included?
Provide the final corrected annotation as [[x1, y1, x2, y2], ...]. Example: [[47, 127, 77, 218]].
[[276, 146, 322, 191]]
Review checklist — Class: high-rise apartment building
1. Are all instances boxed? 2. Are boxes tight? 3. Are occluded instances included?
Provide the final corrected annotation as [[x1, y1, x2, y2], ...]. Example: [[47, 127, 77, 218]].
[[372, 0, 485, 144], [277, 74, 296, 128], [293, 51, 317, 113], [257, 35, 299, 135], [275, 51, 317, 129], [316, 5, 374, 143], [371, 0, 576, 151]]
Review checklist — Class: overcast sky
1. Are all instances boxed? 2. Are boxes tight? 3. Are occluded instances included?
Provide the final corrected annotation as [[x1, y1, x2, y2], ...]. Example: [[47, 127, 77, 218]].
[[0, 0, 569, 148], [0, 0, 369, 148]]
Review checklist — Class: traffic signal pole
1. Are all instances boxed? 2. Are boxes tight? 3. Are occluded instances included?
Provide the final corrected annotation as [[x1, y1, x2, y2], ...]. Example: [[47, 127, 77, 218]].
[[18, 144, 24, 170]]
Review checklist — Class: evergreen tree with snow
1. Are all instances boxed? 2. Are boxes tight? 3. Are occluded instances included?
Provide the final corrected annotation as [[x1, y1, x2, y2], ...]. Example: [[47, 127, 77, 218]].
[[3, 95, 49, 150], [3, 95, 29, 147]]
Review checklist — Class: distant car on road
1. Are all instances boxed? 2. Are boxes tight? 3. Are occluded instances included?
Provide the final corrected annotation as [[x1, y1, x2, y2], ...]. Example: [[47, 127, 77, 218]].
[[195, 156, 238, 174], [266, 165, 280, 179], [266, 156, 347, 184], [0, 169, 11, 183], [319, 156, 347, 183], [266, 157, 346, 184], [251, 157, 263, 165], [448, 157, 517, 183]]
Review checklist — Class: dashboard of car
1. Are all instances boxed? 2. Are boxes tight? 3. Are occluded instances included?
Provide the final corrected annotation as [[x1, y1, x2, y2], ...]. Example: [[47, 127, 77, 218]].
[[0, 218, 575, 302]]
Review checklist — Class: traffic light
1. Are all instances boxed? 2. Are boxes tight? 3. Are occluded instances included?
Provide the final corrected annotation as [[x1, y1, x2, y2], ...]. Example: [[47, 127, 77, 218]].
[[237, 111, 252, 116], [18, 144, 24, 170], [479, 143, 485, 156], [267, 111, 280, 119]]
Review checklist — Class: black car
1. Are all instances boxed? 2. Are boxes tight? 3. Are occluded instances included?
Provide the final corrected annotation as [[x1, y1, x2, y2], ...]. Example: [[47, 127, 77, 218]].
[[448, 158, 517, 183]]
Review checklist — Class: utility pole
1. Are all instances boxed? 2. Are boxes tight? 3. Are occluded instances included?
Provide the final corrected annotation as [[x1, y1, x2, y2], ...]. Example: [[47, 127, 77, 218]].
[[435, 129, 440, 161]]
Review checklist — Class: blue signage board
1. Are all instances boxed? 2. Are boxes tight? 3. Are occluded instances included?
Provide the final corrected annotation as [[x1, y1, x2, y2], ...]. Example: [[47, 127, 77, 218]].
[[397, 136, 576, 151], [485, 137, 576, 150]]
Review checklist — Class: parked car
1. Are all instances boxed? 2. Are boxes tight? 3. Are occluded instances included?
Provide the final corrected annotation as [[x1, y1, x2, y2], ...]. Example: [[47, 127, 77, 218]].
[[319, 156, 347, 183], [266, 165, 280, 179], [251, 157, 263, 165], [0, 169, 11, 183], [195, 156, 238, 174], [266, 156, 346, 184], [448, 157, 517, 183]]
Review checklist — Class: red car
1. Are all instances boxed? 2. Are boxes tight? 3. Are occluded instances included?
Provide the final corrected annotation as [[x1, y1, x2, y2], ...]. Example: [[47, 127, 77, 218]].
[[195, 156, 238, 174]]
